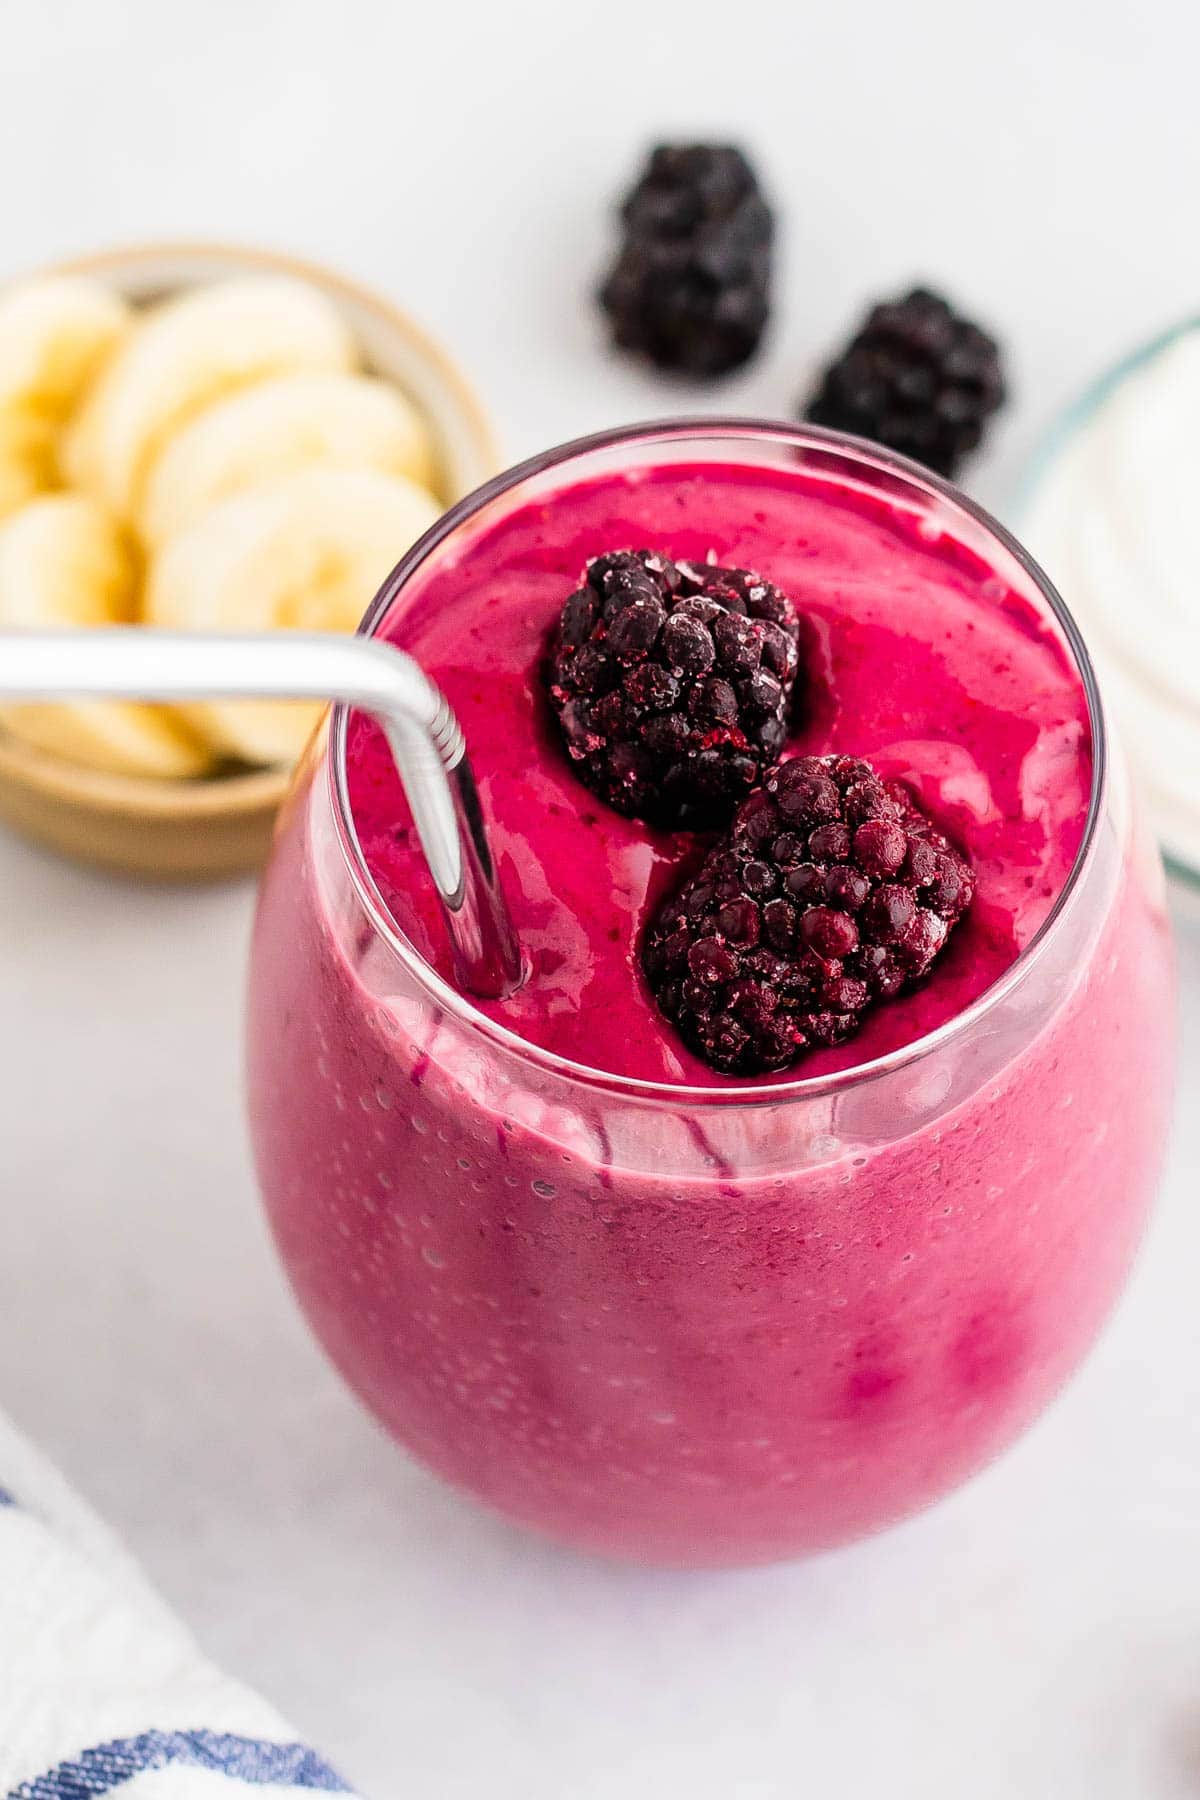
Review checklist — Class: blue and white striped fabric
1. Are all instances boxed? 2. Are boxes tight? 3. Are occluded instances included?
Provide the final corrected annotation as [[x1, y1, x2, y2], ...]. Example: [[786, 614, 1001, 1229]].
[[0, 1410, 354, 1800]]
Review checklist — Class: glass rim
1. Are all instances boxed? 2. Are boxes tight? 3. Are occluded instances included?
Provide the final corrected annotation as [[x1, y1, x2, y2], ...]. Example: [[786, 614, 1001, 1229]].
[[327, 416, 1108, 1107], [1015, 309, 1200, 524]]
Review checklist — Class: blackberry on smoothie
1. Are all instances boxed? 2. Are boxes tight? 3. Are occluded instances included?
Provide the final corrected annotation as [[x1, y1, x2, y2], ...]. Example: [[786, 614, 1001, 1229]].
[[248, 424, 1173, 1565]]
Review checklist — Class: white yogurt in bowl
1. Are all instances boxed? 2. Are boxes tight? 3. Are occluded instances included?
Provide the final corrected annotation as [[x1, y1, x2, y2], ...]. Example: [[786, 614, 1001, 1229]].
[[1022, 321, 1200, 882]]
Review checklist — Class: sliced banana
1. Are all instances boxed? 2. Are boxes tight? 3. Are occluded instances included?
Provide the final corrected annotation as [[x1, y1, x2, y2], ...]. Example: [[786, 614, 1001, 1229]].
[[0, 276, 130, 419], [0, 276, 130, 522], [145, 466, 441, 766], [139, 370, 436, 545], [0, 409, 58, 521], [0, 494, 209, 779], [64, 276, 358, 519]]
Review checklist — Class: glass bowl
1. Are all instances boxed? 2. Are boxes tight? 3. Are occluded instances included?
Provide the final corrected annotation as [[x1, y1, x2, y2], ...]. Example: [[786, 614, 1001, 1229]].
[[1015, 314, 1200, 908]]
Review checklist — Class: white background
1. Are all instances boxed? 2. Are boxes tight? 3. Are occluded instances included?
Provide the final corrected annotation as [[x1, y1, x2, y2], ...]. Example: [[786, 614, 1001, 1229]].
[[1, 2, 1199, 1795]]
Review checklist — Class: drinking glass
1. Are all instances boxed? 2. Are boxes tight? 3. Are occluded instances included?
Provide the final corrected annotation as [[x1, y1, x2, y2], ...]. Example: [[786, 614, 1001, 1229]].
[[247, 422, 1174, 1566]]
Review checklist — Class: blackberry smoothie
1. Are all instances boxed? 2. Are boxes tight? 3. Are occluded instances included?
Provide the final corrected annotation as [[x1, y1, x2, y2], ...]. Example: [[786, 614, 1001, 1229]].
[[248, 424, 1173, 1565]]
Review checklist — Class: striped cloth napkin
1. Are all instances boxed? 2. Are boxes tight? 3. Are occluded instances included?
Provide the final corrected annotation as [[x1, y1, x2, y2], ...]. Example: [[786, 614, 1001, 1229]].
[[0, 1407, 353, 1799]]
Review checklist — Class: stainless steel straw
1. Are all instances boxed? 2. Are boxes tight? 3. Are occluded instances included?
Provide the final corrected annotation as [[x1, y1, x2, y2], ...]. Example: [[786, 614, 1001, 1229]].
[[0, 628, 523, 999]]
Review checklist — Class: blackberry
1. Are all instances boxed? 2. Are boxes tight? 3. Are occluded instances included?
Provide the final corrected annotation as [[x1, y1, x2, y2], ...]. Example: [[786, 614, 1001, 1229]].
[[546, 550, 802, 828], [804, 287, 1005, 479], [641, 755, 974, 1075], [599, 144, 774, 377]]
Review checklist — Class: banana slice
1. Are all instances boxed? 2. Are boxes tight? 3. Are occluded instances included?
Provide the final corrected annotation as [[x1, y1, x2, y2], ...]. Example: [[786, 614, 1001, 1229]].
[[0, 276, 130, 520], [0, 276, 130, 419], [145, 466, 441, 766], [139, 370, 436, 545], [0, 409, 58, 521], [64, 276, 358, 519], [0, 495, 209, 778]]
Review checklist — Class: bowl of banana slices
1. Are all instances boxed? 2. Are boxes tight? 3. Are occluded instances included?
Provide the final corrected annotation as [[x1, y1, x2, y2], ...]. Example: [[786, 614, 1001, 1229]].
[[0, 243, 498, 879]]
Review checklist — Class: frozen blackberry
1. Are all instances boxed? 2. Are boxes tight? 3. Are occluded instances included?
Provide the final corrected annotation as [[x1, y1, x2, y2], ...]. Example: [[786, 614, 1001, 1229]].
[[545, 550, 802, 828], [804, 287, 1005, 479], [599, 144, 774, 377], [642, 754, 974, 1075]]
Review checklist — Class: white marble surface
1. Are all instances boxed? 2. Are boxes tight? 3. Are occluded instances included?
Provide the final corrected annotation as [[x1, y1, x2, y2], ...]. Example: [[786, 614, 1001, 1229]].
[[2, 2, 1199, 1793]]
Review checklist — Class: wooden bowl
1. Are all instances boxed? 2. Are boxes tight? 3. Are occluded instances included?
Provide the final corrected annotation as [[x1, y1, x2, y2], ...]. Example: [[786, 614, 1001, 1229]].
[[0, 242, 499, 881]]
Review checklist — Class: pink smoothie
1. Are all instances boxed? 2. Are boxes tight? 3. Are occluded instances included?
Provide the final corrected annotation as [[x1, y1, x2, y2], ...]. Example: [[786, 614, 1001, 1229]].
[[248, 444, 1174, 1564], [346, 463, 1091, 1082]]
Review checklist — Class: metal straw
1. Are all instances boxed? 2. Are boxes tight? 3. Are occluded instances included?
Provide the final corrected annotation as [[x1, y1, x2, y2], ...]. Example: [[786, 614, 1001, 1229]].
[[0, 628, 523, 999]]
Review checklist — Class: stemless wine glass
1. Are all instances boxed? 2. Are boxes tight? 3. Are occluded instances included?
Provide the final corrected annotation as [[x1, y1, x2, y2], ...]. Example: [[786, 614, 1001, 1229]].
[[246, 421, 1174, 1568]]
